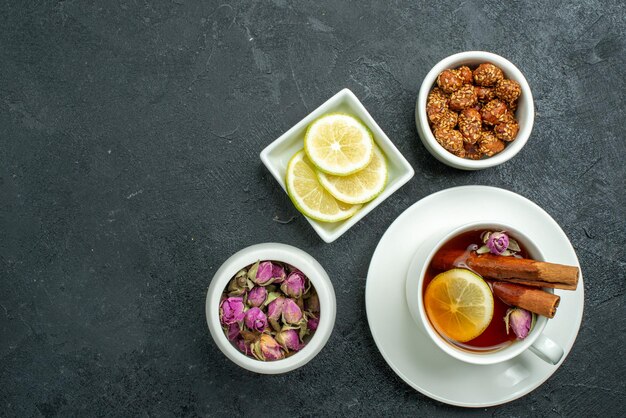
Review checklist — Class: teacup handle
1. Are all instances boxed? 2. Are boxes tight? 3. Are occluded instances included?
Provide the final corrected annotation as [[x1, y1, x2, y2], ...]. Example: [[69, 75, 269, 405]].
[[529, 334, 564, 365]]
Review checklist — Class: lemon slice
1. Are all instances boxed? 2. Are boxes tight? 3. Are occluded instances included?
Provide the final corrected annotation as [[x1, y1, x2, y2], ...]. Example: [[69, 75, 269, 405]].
[[424, 269, 494, 343], [285, 150, 362, 222], [304, 113, 374, 176], [316, 145, 388, 204]]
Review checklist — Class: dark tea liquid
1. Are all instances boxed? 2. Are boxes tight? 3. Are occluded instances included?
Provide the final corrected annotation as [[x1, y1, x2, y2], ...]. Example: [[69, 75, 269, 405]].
[[423, 229, 530, 352]]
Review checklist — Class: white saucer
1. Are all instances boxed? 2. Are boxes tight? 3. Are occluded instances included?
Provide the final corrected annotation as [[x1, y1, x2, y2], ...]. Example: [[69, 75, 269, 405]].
[[365, 186, 584, 407]]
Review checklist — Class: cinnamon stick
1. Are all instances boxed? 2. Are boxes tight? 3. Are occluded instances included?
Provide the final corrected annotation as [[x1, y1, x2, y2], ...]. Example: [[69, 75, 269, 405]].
[[492, 282, 560, 318], [431, 250, 579, 290]]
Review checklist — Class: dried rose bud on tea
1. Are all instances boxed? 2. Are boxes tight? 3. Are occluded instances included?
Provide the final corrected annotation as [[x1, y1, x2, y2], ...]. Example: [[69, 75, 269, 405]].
[[219, 260, 320, 361]]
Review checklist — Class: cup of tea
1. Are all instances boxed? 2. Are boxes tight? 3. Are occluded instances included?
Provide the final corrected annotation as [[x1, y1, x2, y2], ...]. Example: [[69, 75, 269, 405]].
[[405, 221, 564, 365]]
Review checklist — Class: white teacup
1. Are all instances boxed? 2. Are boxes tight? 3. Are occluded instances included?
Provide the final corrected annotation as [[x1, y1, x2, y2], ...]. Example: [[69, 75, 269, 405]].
[[405, 221, 564, 365]]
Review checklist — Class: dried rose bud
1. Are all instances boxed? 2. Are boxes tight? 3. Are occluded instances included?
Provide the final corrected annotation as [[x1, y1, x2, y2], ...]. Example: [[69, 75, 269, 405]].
[[253, 261, 275, 285], [266, 296, 285, 331], [486, 231, 510, 255], [458, 108, 482, 144], [449, 84, 477, 111], [505, 308, 532, 339], [251, 334, 285, 361], [225, 323, 240, 341], [219, 296, 245, 325], [275, 329, 304, 352], [305, 292, 320, 313], [244, 307, 268, 332], [247, 286, 267, 307], [434, 128, 464, 153], [495, 79, 521, 103], [280, 271, 307, 299], [227, 269, 251, 296], [427, 88, 449, 124], [236, 337, 252, 356], [282, 298, 304, 324], [272, 263, 286, 284], [307, 317, 319, 331], [437, 69, 463, 94], [473, 63, 504, 87]]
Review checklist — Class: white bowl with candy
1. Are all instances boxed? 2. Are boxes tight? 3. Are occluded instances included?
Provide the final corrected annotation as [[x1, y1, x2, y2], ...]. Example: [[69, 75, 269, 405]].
[[206, 243, 336, 374]]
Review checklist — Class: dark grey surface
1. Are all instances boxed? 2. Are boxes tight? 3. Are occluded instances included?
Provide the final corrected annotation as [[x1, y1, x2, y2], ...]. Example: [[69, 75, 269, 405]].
[[1, 1, 625, 416]]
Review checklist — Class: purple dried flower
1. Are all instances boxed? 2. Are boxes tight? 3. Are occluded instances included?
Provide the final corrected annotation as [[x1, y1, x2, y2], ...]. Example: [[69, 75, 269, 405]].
[[219, 296, 245, 325], [307, 317, 319, 331], [251, 334, 285, 361], [282, 298, 303, 325], [280, 271, 307, 298], [272, 264, 286, 284], [226, 323, 240, 341], [505, 307, 532, 339], [236, 337, 251, 356], [247, 286, 267, 307], [244, 307, 268, 333], [305, 293, 320, 313], [487, 231, 510, 256], [275, 329, 304, 352], [266, 296, 285, 331]]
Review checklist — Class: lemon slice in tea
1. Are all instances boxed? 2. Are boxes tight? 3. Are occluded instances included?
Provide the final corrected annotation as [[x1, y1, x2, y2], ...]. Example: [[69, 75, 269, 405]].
[[424, 269, 494, 343]]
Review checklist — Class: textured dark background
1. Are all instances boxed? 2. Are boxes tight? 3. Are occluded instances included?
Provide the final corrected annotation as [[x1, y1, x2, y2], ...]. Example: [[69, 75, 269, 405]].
[[1, 0, 625, 416]]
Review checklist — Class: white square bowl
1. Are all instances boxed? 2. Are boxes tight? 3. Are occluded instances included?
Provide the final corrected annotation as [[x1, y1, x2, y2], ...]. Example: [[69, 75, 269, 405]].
[[260, 88, 415, 243]]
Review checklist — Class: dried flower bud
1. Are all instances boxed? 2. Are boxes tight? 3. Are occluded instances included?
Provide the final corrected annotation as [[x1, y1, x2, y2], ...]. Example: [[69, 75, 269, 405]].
[[495, 79, 521, 103], [505, 308, 532, 339], [275, 329, 304, 352], [236, 337, 252, 355], [486, 231, 510, 255], [307, 317, 319, 331], [219, 297, 245, 325], [282, 298, 304, 324], [305, 292, 320, 313], [280, 271, 307, 299], [272, 263, 287, 284], [247, 286, 267, 307], [244, 307, 268, 332], [473, 63, 504, 87], [458, 108, 482, 144], [251, 334, 285, 361], [225, 323, 240, 341], [437, 69, 463, 94], [266, 296, 285, 331], [449, 84, 477, 111], [251, 261, 286, 286]]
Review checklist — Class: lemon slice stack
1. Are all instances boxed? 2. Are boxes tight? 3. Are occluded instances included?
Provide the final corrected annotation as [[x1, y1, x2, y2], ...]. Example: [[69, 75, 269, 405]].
[[286, 114, 388, 222]]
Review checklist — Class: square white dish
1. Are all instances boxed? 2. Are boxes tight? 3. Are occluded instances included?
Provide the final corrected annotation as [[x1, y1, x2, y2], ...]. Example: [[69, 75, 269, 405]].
[[260, 88, 415, 243]]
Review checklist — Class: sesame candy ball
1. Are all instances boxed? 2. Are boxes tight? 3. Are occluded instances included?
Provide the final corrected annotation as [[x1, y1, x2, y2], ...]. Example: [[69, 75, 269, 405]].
[[437, 69, 463, 94], [495, 79, 521, 103], [426, 88, 449, 124], [458, 108, 482, 144], [455, 66, 473, 84], [494, 120, 520, 142], [481, 99, 509, 125], [475, 86, 496, 103], [434, 128, 464, 153], [473, 63, 504, 87], [478, 131, 506, 156], [449, 84, 477, 111], [436, 109, 459, 130], [463, 142, 483, 160]]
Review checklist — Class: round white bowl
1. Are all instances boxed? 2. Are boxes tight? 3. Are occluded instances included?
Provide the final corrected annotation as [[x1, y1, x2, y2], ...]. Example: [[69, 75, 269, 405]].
[[206, 243, 336, 374], [415, 51, 535, 170], [405, 221, 564, 365]]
